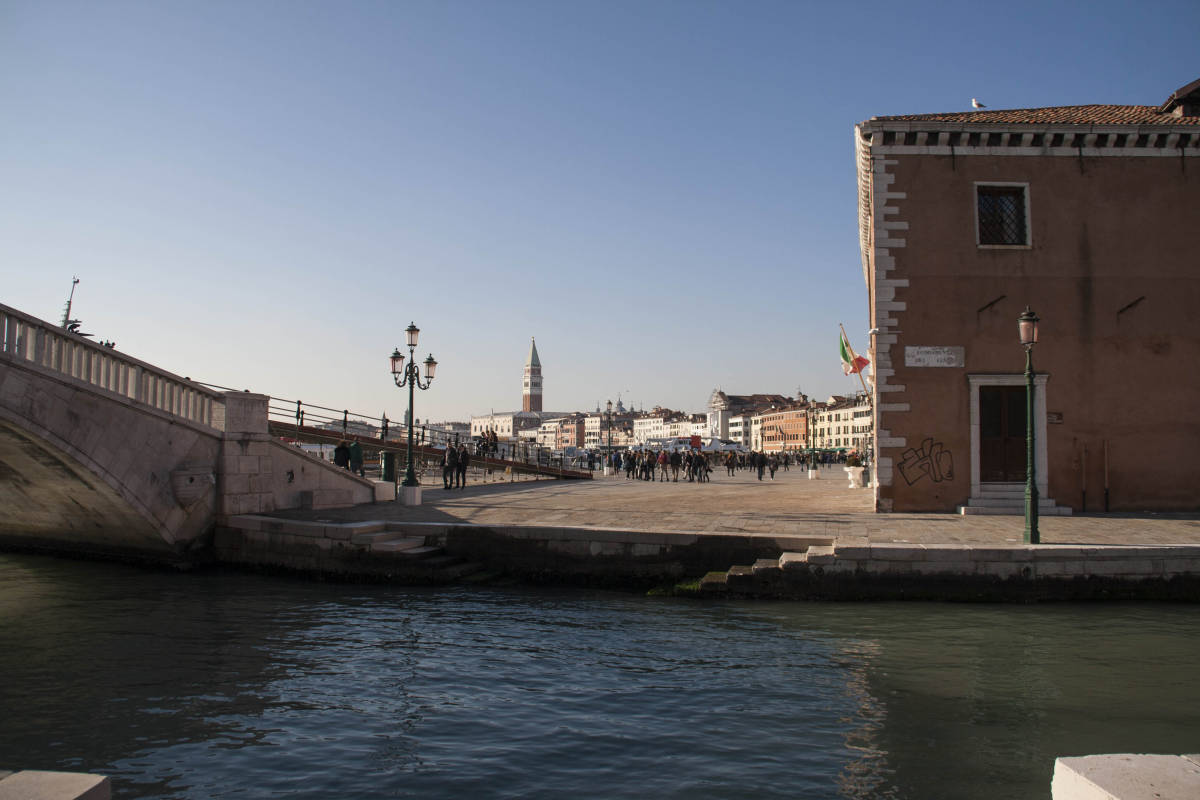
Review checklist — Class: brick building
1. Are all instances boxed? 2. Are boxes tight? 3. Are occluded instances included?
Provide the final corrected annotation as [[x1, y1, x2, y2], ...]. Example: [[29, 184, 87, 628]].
[[856, 78, 1200, 513]]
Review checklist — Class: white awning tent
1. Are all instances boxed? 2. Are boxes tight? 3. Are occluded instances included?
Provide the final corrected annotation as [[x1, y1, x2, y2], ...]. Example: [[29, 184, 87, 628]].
[[701, 438, 746, 453]]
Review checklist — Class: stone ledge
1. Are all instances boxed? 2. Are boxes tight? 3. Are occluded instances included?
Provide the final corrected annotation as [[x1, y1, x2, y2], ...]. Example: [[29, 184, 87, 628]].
[[1052, 753, 1200, 800], [0, 770, 110, 800]]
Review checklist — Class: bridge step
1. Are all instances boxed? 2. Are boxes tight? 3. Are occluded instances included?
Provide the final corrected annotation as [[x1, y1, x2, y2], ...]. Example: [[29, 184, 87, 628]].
[[366, 538, 428, 554]]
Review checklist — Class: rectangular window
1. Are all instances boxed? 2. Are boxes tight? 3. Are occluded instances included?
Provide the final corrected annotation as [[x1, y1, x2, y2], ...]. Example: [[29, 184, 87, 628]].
[[977, 184, 1029, 246]]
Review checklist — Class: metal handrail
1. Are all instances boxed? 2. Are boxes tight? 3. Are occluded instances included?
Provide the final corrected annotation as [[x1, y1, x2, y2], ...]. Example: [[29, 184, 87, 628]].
[[194, 381, 593, 477]]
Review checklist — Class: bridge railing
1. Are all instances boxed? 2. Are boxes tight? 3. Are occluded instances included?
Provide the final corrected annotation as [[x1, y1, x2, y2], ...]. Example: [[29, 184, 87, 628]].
[[190, 386, 592, 475], [0, 302, 224, 430]]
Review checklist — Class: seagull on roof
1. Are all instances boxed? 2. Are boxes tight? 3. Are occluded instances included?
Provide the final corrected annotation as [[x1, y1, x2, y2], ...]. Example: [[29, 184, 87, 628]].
[[972, 98, 987, 109]]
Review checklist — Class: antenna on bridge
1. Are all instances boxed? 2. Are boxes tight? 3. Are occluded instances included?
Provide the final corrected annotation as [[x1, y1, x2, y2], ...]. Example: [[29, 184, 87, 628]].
[[61, 276, 80, 328]]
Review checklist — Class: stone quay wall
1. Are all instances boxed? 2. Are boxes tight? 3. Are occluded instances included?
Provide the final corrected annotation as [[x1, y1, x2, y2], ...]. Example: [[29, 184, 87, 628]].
[[214, 515, 831, 587], [214, 515, 1200, 600], [704, 542, 1200, 601]]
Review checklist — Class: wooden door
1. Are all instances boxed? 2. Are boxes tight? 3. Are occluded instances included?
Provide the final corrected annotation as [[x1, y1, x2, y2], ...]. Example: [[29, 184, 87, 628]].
[[980, 386, 1027, 482]]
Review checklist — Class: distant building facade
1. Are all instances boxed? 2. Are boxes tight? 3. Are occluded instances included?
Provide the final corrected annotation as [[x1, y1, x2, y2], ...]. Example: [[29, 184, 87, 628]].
[[707, 390, 792, 439]]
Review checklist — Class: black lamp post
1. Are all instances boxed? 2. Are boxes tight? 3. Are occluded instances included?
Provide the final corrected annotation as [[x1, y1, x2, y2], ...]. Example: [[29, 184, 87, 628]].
[[605, 399, 614, 459], [389, 322, 438, 488], [1019, 306, 1040, 544]]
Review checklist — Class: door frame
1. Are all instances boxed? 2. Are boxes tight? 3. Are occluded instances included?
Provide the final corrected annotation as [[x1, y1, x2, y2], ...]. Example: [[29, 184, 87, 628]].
[[968, 374, 1049, 499]]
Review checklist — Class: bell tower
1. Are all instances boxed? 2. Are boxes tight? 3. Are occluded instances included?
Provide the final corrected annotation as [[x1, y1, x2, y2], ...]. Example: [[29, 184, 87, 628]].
[[522, 337, 543, 413]]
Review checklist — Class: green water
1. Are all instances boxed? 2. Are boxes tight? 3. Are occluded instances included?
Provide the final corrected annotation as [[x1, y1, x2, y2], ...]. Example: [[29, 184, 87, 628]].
[[1, 552, 1197, 798]]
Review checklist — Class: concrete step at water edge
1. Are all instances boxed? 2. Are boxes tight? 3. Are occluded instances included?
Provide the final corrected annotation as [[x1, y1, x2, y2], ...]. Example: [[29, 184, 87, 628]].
[[417, 558, 486, 580], [752, 558, 781, 575], [459, 567, 505, 584], [353, 530, 416, 545], [366, 543, 444, 559], [368, 538, 429, 553]]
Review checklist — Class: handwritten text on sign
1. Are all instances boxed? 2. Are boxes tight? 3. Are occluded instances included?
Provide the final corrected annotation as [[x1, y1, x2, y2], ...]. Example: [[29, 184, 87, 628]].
[[904, 346, 965, 368]]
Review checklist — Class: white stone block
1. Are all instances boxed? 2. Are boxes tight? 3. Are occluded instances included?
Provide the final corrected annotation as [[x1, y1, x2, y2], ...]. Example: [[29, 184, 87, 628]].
[[1052, 754, 1200, 800], [779, 552, 808, 569], [0, 770, 111, 800], [373, 481, 395, 502], [398, 486, 422, 506]]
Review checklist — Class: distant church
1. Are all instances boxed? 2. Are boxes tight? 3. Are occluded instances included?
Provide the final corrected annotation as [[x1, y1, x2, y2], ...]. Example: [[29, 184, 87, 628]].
[[522, 337, 542, 412]]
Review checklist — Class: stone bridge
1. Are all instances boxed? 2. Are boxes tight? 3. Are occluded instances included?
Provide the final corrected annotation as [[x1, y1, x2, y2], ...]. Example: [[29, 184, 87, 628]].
[[0, 302, 388, 565]]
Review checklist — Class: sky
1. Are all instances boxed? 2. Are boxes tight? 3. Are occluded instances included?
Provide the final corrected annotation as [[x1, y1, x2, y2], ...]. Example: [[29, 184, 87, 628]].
[[3, 0, 1198, 424]]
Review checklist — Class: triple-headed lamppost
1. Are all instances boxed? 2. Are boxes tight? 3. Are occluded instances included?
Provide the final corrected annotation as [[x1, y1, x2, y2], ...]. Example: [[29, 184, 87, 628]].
[[606, 399, 614, 451], [1019, 306, 1040, 544], [605, 399, 614, 475], [390, 322, 438, 488]]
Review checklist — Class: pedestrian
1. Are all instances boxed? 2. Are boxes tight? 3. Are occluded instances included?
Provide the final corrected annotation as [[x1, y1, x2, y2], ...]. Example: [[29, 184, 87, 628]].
[[442, 444, 459, 489], [456, 443, 470, 489], [348, 440, 364, 477], [670, 449, 682, 482], [657, 449, 669, 482], [768, 453, 779, 480], [333, 440, 351, 470], [755, 451, 766, 481]]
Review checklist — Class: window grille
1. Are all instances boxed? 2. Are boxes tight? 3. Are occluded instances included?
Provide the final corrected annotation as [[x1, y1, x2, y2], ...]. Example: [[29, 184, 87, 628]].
[[977, 186, 1028, 245]]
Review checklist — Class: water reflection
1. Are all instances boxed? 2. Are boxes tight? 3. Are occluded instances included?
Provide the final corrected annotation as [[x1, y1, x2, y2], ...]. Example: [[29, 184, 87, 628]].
[[2, 554, 1198, 799]]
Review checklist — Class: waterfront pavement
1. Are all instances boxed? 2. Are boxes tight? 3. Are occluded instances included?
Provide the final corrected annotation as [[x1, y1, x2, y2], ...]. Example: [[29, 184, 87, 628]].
[[269, 464, 1200, 547]]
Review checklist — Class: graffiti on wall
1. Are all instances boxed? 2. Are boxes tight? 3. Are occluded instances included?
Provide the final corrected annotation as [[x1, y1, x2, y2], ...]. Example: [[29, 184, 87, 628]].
[[898, 437, 954, 485]]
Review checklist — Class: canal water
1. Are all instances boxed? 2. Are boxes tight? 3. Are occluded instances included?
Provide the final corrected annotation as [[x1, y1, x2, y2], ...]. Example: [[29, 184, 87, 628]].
[[1, 553, 1197, 799]]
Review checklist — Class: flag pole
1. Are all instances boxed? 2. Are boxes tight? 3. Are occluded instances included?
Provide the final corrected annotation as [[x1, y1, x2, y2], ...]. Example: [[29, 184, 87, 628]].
[[840, 323, 871, 399]]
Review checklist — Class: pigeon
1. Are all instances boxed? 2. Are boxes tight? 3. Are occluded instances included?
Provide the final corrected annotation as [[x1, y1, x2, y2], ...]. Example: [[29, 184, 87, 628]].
[[972, 98, 986, 109]]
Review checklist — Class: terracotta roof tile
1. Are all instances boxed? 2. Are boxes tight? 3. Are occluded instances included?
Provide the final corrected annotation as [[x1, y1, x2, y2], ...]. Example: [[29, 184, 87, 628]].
[[868, 104, 1200, 126]]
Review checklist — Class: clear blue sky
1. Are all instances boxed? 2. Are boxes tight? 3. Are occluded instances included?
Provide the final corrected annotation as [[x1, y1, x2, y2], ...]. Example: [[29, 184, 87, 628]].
[[3, 0, 1197, 423]]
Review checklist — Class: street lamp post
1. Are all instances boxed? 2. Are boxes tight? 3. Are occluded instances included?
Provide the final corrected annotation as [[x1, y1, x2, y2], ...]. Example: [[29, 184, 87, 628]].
[[605, 399, 614, 475], [1019, 306, 1040, 544], [389, 322, 438, 491]]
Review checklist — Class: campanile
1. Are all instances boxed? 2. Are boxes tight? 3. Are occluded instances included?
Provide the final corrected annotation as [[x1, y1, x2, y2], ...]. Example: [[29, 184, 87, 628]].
[[522, 337, 543, 413]]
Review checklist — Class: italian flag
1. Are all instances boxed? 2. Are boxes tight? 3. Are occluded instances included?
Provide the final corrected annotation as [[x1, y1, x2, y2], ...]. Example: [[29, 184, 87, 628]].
[[839, 331, 870, 375]]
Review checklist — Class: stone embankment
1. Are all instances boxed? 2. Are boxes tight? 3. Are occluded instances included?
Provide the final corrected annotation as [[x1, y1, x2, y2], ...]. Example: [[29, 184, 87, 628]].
[[701, 542, 1200, 601], [215, 515, 1200, 600], [215, 515, 830, 589]]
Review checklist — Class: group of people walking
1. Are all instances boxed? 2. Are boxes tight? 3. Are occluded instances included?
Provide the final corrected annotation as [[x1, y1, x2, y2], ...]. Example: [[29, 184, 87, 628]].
[[609, 449, 841, 483], [441, 443, 471, 489], [618, 449, 714, 482], [332, 440, 364, 477]]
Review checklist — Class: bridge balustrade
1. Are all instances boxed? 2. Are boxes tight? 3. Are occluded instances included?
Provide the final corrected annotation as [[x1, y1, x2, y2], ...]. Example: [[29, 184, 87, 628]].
[[0, 302, 223, 430]]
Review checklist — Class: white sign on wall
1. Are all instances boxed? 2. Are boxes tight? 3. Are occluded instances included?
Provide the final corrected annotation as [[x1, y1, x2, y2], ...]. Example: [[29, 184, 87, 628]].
[[905, 346, 965, 368]]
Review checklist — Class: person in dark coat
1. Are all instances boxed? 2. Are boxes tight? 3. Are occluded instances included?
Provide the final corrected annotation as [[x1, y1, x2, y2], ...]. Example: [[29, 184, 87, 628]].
[[333, 441, 351, 469], [348, 440, 364, 477], [443, 445, 459, 489], [455, 443, 470, 489]]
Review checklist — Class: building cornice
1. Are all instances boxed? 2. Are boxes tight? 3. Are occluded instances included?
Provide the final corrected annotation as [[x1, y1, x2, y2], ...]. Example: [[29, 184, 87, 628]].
[[854, 121, 1199, 158]]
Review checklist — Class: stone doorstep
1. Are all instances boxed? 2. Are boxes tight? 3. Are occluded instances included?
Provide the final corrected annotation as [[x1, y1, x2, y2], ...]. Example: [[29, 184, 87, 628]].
[[1052, 754, 1200, 800], [0, 770, 110, 800]]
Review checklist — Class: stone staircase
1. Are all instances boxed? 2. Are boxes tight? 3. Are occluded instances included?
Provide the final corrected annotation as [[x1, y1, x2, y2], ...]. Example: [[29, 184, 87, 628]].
[[699, 543, 837, 594], [958, 482, 1072, 516], [349, 529, 491, 582]]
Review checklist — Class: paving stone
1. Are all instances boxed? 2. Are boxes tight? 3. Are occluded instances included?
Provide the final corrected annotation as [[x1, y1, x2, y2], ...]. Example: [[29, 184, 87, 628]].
[[253, 469, 1200, 573]]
